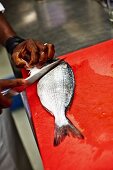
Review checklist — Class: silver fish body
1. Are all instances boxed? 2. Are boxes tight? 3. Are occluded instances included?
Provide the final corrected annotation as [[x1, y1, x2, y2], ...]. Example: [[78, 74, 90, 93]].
[[37, 61, 84, 146]]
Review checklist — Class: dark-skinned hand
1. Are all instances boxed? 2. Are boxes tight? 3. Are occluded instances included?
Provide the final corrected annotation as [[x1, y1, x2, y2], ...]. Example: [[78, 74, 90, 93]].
[[0, 79, 26, 114], [12, 39, 55, 68]]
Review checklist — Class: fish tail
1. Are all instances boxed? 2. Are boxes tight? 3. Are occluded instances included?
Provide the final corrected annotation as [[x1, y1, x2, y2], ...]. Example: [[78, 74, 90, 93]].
[[54, 119, 84, 146]]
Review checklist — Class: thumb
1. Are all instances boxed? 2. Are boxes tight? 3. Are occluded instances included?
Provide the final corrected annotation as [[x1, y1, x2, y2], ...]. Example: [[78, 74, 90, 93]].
[[0, 79, 26, 90]]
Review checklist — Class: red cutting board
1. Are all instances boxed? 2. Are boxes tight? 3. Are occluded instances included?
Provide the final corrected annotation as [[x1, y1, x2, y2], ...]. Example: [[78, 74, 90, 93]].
[[22, 39, 113, 170]]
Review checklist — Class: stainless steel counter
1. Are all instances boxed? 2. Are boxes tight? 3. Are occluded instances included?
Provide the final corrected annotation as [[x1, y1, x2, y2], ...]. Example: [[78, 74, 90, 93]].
[[2, 0, 113, 56]]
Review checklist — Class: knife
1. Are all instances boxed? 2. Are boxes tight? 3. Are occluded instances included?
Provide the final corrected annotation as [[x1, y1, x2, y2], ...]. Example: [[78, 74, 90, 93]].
[[1, 59, 62, 96]]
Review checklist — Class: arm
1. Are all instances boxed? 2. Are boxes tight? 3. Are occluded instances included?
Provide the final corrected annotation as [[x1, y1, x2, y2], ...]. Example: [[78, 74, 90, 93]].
[[0, 12, 55, 68], [0, 13, 16, 45], [0, 2, 16, 45], [0, 12, 27, 113], [0, 2, 55, 68], [0, 3, 55, 113]]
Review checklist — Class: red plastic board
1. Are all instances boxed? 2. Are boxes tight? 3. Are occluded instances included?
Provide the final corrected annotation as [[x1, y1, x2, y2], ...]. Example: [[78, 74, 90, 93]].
[[22, 39, 113, 170]]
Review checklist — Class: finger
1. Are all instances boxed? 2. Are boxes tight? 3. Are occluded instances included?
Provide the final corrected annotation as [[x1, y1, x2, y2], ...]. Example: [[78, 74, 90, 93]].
[[0, 79, 26, 90], [12, 41, 29, 68], [26, 39, 37, 51], [38, 51, 48, 65], [46, 44, 55, 60], [0, 94, 12, 108], [35, 42, 49, 65], [29, 50, 39, 67], [26, 40, 40, 66], [12, 54, 28, 68], [35, 41, 48, 52]]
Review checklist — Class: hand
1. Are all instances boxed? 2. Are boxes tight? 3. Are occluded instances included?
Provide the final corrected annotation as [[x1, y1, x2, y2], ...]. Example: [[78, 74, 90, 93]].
[[0, 79, 26, 114], [12, 39, 55, 68]]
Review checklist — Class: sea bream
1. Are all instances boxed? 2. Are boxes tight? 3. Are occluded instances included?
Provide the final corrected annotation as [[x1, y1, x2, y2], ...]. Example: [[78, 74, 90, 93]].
[[37, 61, 84, 146]]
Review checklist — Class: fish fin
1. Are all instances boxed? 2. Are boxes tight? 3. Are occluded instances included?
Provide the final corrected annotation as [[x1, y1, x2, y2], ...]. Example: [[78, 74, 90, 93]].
[[54, 119, 84, 146]]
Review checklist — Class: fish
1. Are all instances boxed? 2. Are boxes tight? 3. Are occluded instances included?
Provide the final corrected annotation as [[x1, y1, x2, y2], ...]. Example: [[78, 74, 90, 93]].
[[37, 61, 84, 146]]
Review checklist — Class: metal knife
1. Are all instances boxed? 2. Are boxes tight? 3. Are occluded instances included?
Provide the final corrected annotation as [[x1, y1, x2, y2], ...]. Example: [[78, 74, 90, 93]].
[[2, 59, 62, 96]]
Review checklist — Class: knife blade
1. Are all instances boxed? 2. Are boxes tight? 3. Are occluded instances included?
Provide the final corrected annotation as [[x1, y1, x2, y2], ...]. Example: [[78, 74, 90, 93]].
[[2, 58, 63, 96]]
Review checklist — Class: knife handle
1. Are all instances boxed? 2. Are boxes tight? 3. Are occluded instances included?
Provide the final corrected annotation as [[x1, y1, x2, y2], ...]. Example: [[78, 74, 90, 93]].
[[1, 83, 29, 96], [1, 89, 19, 96]]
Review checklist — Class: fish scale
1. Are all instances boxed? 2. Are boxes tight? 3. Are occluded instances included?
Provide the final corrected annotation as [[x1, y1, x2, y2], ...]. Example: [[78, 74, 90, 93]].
[[37, 61, 84, 146]]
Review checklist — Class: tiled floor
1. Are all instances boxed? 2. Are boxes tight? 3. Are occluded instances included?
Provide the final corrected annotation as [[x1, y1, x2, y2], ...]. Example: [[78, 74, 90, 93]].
[[1, 0, 113, 169]]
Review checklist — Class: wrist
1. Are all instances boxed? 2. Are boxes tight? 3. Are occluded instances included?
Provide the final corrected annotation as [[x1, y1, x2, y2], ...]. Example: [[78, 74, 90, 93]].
[[5, 36, 25, 54]]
